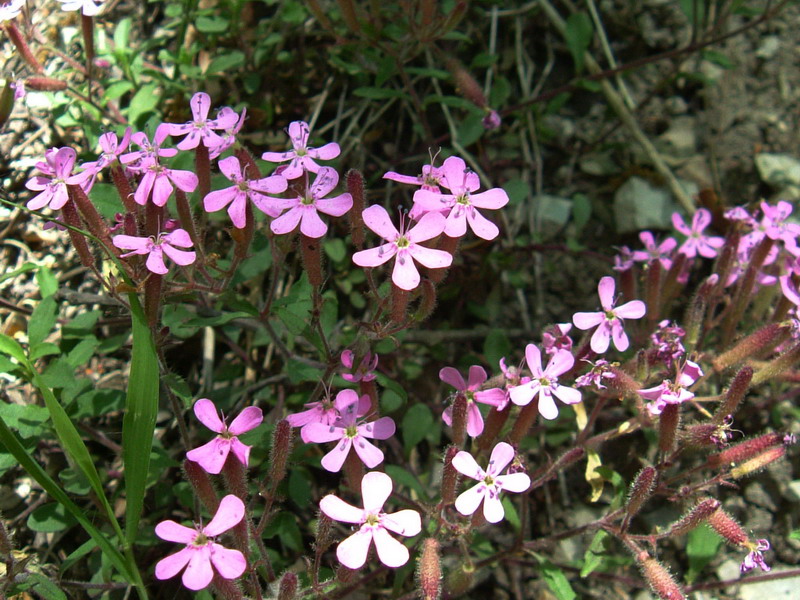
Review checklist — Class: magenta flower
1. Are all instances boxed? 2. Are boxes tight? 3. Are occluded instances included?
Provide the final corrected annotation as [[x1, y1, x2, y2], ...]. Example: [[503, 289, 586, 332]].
[[286, 389, 370, 437], [740, 539, 770, 573], [383, 164, 446, 220], [132, 156, 199, 207], [440, 365, 502, 437], [209, 107, 246, 159], [632, 231, 676, 269], [509, 345, 581, 420], [413, 156, 509, 240], [352, 205, 452, 291], [319, 471, 421, 569], [574, 359, 615, 389], [185, 398, 263, 474], [25, 147, 85, 211], [672, 209, 724, 258], [263, 167, 352, 238], [638, 360, 703, 416], [302, 393, 395, 472], [113, 228, 196, 275], [451, 442, 530, 523], [75, 128, 133, 184], [120, 124, 178, 167], [542, 323, 573, 355], [154, 495, 247, 590], [613, 246, 635, 272], [170, 92, 238, 151], [341, 350, 378, 383], [572, 276, 647, 354], [204, 156, 288, 227], [261, 121, 340, 180]]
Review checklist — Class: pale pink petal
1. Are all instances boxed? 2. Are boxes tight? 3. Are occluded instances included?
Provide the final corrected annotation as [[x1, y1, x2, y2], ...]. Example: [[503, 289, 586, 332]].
[[467, 365, 487, 389], [597, 276, 616, 310], [227, 195, 247, 229], [615, 300, 646, 319], [487, 441, 515, 475], [392, 251, 421, 290], [26, 190, 53, 211], [545, 349, 574, 378], [382, 510, 421, 537], [299, 207, 328, 238], [229, 438, 252, 466], [48, 186, 70, 210], [204, 187, 238, 213], [169, 169, 199, 193], [466, 207, 499, 240], [552, 384, 582, 406], [482, 492, 505, 523], [443, 207, 468, 238], [361, 471, 392, 513], [145, 248, 169, 274], [320, 495, 365, 524], [466, 403, 484, 437], [204, 495, 245, 536], [341, 349, 355, 369], [359, 417, 395, 440], [439, 367, 466, 390], [352, 437, 384, 468], [302, 422, 344, 444], [451, 451, 484, 480], [186, 438, 229, 475], [412, 189, 452, 212], [408, 245, 452, 269], [537, 392, 559, 420], [261, 150, 294, 163], [352, 243, 397, 268], [162, 244, 196, 267], [496, 472, 531, 493], [509, 383, 535, 406], [193, 398, 225, 432], [163, 228, 193, 248], [308, 142, 340, 160], [217, 156, 242, 181], [309, 167, 339, 198], [524, 344, 544, 376], [372, 526, 410, 567], [271, 206, 303, 235], [590, 324, 611, 354], [336, 528, 372, 569], [251, 174, 288, 194], [470, 188, 509, 209], [454, 484, 485, 516], [384, 171, 423, 185], [155, 547, 194, 580], [315, 193, 353, 217], [155, 520, 198, 543], [209, 544, 246, 579], [251, 194, 284, 218], [441, 406, 454, 427], [151, 174, 173, 207], [113, 235, 150, 253], [361, 205, 400, 241], [407, 211, 447, 243], [441, 156, 468, 190], [572, 311, 604, 329], [474, 388, 507, 407], [190, 92, 212, 121], [181, 545, 214, 591], [228, 406, 263, 435], [611, 322, 629, 351], [286, 405, 324, 428], [287, 121, 309, 148], [672, 212, 691, 236], [694, 208, 711, 230], [321, 438, 353, 472]]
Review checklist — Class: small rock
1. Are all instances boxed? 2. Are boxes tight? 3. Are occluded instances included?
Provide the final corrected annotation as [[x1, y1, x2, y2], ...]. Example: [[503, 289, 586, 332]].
[[744, 482, 778, 512], [740, 570, 799, 600], [755, 153, 800, 188], [784, 480, 800, 503], [716, 558, 742, 582]]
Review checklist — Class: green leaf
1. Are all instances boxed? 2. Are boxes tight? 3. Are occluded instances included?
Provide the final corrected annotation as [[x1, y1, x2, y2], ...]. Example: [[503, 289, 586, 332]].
[[581, 530, 611, 577], [686, 524, 722, 583], [113, 17, 132, 49], [456, 113, 484, 147], [384, 465, 428, 501], [36, 265, 58, 298], [538, 558, 577, 600], [207, 51, 245, 74], [122, 293, 160, 546], [105, 81, 134, 101], [28, 502, 77, 532], [790, 529, 800, 540], [483, 329, 511, 368], [0, 402, 50, 438], [28, 295, 58, 349], [128, 83, 160, 126], [0, 262, 37, 286], [353, 87, 406, 100], [564, 12, 593, 74], [323, 238, 346, 262], [196, 15, 230, 33], [572, 193, 591, 232], [501, 495, 521, 531], [29, 342, 61, 361], [26, 572, 68, 600], [62, 310, 101, 337], [288, 468, 312, 508], [402, 403, 433, 453], [65, 337, 100, 367], [286, 358, 323, 384]]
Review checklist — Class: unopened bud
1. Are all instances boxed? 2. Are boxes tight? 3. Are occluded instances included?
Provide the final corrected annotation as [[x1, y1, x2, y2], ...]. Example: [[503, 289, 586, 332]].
[[211, 575, 244, 600], [444, 562, 474, 597], [681, 422, 730, 449], [315, 513, 335, 555], [730, 446, 785, 479], [390, 284, 411, 324], [639, 556, 686, 600], [277, 571, 298, 600], [658, 404, 681, 454], [414, 279, 437, 322], [269, 419, 293, 487], [444, 55, 489, 112], [626, 466, 657, 519], [668, 498, 720, 536], [300, 234, 323, 288], [713, 324, 785, 373], [552, 447, 586, 472], [708, 432, 784, 468], [708, 506, 748, 547], [752, 340, 800, 386], [450, 394, 468, 446], [606, 366, 641, 398], [25, 76, 68, 91], [441, 446, 460, 506], [183, 459, 219, 514], [713, 366, 752, 424], [346, 170, 366, 249], [417, 538, 441, 600]]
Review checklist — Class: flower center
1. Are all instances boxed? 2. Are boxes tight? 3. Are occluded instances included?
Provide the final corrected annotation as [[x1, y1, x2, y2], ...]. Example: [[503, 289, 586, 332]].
[[604, 310, 617, 321], [192, 532, 209, 546], [365, 513, 380, 526], [296, 148, 307, 157], [345, 425, 359, 439], [455, 193, 470, 206], [538, 376, 552, 388], [301, 194, 315, 206], [483, 475, 495, 486], [396, 236, 410, 249]]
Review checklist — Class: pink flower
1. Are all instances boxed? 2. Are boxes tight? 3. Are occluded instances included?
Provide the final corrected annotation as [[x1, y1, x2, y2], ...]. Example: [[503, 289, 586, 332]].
[[261, 121, 340, 180], [574, 359, 615, 389], [75, 128, 133, 184], [154, 495, 247, 590], [120, 124, 178, 168], [672, 209, 724, 258], [542, 323, 573, 355], [319, 471, 421, 569], [383, 164, 446, 220], [632, 231, 676, 269], [440, 365, 502, 437], [451, 442, 531, 523], [204, 156, 288, 228], [209, 107, 246, 159], [169, 92, 238, 151], [55, 0, 103, 16], [413, 156, 509, 240], [352, 205, 452, 291], [638, 360, 703, 416], [1, 0, 25, 22], [509, 345, 581, 420], [286, 389, 370, 437], [572, 276, 647, 353], [341, 350, 378, 382], [740, 539, 770, 573], [186, 399, 263, 474], [113, 228, 196, 275], [264, 167, 352, 238], [612, 246, 635, 272], [25, 147, 85, 210], [302, 394, 395, 472]]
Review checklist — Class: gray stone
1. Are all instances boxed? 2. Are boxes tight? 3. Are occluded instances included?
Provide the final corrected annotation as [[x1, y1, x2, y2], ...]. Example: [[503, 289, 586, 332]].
[[739, 570, 800, 600]]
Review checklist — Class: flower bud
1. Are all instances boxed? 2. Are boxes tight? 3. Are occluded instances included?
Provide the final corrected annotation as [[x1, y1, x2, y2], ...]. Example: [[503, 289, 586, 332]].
[[668, 498, 720, 536], [346, 170, 366, 249], [270, 419, 293, 487], [300, 234, 323, 288], [681, 422, 730, 449], [414, 279, 437, 322], [417, 538, 441, 600], [606, 366, 641, 398], [713, 366, 752, 424], [183, 459, 219, 514], [277, 571, 298, 600], [638, 555, 686, 600], [708, 506, 748, 547], [752, 340, 800, 385], [441, 445, 460, 506], [713, 324, 786, 373], [25, 76, 68, 91], [708, 432, 784, 468], [450, 393, 468, 446], [730, 446, 785, 479], [390, 284, 411, 324], [658, 404, 681, 454], [625, 466, 657, 520], [444, 562, 474, 597], [315, 512, 335, 555]]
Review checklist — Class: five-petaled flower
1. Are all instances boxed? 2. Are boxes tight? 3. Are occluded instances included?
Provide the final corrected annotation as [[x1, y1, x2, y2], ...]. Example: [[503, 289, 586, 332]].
[[632, 231, 676, 270], [638, 360, 703, 416], [186, 398, 263, 474], [672, 208, 724, 258], [286, 389, 369, 439], [508, 344, 582, 420], [740, 539, 771, 573], [261, 121, 340, 180], [451, 442, 531, 523], [154, 494, 247, 590], [572, 276, 647, 353], [319, 471, 421, 569], [341, 350, 379, 383], [26, 147, 85, 211], [440, 365, 503, 437], [113, 228, 197, 275], [169, 92, 238, 151], [302, 393, 395, 472], [413, 156, 509, 240], [352, 205, 452, 291]]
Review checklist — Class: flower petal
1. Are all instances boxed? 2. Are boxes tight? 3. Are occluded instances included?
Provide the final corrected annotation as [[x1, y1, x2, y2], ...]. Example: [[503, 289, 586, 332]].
[[597, 276, 616, 310], [524, 344, 544, 377], [466, 207, 499, 240], [336, 528, 372, 569], [454, 483, 485, 516], [408, 245, 452, 269], [391, 250, 421, 290], [186, 438, 229, 475], [545, 349, 574, 378], [372, 526, 410, 568], [467, 365, 488, 389], [451, 451, 484, 480], [537, 393, 559, 420], [407, 211, 446, 243], [320, 494, 365, 524], [439, 367, 466, 391], [145, 248, 169, 275], [209, 544, 246, 579], [352, 436, 384, 468], [181, 545, 214, 590], [615, 300, 646, 319], [321, 438, 353, 472], [227, 406, 263, 435], [496, 472, 531, 493], [204, 495, 245, 537], [271, 206, 303, 235], [352, 243, 397, 268], [155, 546, 194, 581], [470, 188, 509, 209], [299, 206, 328, 238], [359, 417, 395, 440], [488, 441, 515, 475], [572, 311, 604, 330], [382, 509, 421, 537], [482, 491, 505, 523], [155, 520, 197, 543], [361, 205, 400, 241], [590, 324, 611, 354], [315, 193, 353, 217], [193, 398, 225, 433], [162, 244, 196, 267], [229, 438, 252, 466], [361, 471, 393, 513]]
